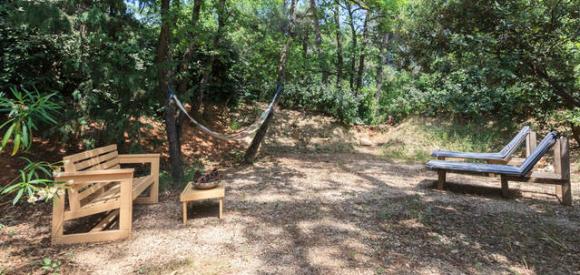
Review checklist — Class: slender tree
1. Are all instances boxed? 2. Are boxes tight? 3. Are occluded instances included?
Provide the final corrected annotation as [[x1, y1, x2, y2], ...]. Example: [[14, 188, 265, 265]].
[[355, 11, 370, 91], [156, 0, 183, 183], [309, 0, 327, 82], [346, 1, 357, 90], [375, 32, 390, 102], [243, 0, 297, 163], [334, 0, 344, 87], [176, 0, 203, 96]]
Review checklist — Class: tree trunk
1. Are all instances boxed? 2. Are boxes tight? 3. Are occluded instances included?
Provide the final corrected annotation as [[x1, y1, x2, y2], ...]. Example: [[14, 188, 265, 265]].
[[197, 0, 227, 116], [572, 124, 580, 145], [309, 0, 327, 83], [334, 1, 343, 87], [375, 33, 390, 102], [302, 26, 309, 70], [176, 0, 203, 146], [176, 0, 203, 96], [346, 2, 357, 91], [156, 0, 183, 184], [243, 0, 297, 163], [355, 11, 370, 91]]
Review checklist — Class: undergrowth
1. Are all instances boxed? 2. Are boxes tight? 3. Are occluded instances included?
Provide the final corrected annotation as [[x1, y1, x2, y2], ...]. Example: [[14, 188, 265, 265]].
[[381, 118, 519, 163]]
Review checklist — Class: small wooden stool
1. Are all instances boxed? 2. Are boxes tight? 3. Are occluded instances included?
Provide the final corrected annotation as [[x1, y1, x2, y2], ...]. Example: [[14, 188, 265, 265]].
[[180, 182, 225, 224]]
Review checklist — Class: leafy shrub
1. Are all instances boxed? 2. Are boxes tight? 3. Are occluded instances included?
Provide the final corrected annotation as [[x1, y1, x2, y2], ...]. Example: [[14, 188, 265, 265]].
[[0, 87, 60, 155], [0, 158, 61, 205]]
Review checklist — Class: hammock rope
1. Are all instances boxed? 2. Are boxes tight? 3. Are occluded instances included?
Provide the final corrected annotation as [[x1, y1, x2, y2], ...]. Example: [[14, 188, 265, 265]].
[[170, 84, 282, 142]]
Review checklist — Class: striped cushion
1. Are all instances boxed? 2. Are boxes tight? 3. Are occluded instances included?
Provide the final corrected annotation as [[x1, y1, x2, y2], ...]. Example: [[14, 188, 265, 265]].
[[431, 126, 530, 160]]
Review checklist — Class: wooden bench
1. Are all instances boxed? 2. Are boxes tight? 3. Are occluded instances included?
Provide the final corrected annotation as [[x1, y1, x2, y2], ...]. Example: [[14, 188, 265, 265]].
[[51, 145, 160, 245]]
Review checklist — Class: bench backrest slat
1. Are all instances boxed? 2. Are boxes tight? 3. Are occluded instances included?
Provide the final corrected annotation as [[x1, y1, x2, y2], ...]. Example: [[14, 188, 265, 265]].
[[63, 145, 119, 172], [62, 145, 121, 208]]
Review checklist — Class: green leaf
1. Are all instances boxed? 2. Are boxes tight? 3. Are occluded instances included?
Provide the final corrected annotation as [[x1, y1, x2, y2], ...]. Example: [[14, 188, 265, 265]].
[[21, 124, 29, 148], [1, 124, 15, 151], [13, 189, 24, 205], [12, 133, 21, 155]]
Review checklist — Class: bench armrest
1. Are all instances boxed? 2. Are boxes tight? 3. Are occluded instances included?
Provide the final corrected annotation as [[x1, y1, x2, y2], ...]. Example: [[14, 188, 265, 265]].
[[118, 154, 160, 164], [118, 154, 160, 181], [54, 169, 135, 185]]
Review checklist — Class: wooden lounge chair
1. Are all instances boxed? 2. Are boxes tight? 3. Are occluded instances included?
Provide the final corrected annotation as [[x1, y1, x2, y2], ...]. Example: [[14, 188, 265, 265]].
[[431, 126, 534, 164], [51, 145, 160, 244], [426, 132, 572, 205]]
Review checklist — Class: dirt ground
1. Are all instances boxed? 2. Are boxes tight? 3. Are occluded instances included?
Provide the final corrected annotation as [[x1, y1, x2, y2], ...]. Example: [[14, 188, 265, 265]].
[[1, 110, 579, 274]]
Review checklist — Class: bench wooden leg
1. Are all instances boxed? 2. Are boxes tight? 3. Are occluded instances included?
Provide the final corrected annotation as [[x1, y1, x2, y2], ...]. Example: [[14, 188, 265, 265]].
[[219, 198, 224, 219], [51, 191, 66, 245], [501, 176, 509, 198], [558, 181, 572, 206], [182, 202, 188, 224], [119, 178, 133, 235], [437, 170, 446, 190]]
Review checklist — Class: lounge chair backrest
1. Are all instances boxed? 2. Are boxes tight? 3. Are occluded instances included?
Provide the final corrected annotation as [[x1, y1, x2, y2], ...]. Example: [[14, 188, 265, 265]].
[[518, 132, 558, 175], [499, 126, 530, 157]]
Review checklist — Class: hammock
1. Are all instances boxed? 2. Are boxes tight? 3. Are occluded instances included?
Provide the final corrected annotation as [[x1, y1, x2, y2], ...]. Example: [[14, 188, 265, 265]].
[[170, 84, 282, 142]]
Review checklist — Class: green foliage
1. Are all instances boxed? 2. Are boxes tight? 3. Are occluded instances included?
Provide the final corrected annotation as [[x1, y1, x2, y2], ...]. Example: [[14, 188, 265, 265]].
[[396, 0, 579, 120], [381, 118, 518, 163], [0, 87, 60, 155], [40, 257, 61, 275], [0, 158, 61, 205], [1, 0, 577, 163]]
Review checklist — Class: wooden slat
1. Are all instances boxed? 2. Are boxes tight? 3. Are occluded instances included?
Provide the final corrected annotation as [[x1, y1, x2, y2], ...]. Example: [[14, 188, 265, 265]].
[[63, 144, 117, 163], [118, 154, 160, 164], [54, 169, 134, 184], [74, 151, 118, 171], [64, 200, 120, 220], [100, 157, 120, 170], [78, 182, 114, 201], [81, 176, 152, 208], [90, 210, 119, 232], [504, 172, 566, 184], [52, 229, 130, 245]]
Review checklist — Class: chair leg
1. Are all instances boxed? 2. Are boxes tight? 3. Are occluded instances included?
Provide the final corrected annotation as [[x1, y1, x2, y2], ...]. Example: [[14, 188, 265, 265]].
[[437, 170, 446, 190], [51, 191, 65, 245], [501, 176, 509, 198], [119, 179, 133, 235]]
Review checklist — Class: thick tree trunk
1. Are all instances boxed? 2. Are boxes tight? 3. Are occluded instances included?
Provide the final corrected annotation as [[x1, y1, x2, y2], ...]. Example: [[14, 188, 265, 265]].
[[346, 2, 357, 91], [309, 0, 327, 83], [156, 0, 183, 183], [334, 1, 343, 87], [243, 0, 297, 163], [375, 33, 390, 102], [197, 0, 227, 116], [355, 12, 370, 91]]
